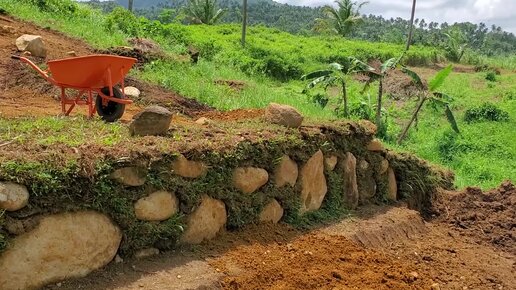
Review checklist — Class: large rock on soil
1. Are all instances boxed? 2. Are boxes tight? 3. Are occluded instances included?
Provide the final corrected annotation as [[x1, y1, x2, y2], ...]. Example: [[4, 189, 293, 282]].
[[0, 211, 121, 290], [181, 195, 227, 244], [129, 105, 172, 136], [341, 152, 359, 209], [15, 34, 47, 58], [171, 154, 207, 179], [274, 155, 298, 187], [110, 166, 146, 186], [259, 199, 284, 224], [358, 160, 377, 204], [299, 150, 327, 213], [0, 182, 29, 211], [387, 167, 398, 201], [134, 191, 179, 221], [232, 167, 269, 194], [264, 103, 303, 128]]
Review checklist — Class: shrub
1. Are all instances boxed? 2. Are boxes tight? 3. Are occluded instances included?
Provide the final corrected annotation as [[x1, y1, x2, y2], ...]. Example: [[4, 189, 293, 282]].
[[22, 0, 77, 15], [437, 130, 474, 162], [105, 7, 141, 36], [485, 71, 497, 82], [464, 103, 509, 123]]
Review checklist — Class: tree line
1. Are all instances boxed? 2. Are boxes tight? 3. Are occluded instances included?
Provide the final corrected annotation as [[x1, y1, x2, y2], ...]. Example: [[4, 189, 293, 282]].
[[84, 0, 516, 56]]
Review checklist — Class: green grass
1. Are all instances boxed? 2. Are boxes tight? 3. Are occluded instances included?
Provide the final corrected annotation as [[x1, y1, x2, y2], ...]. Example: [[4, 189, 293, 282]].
[[0, 117, 127, 147]]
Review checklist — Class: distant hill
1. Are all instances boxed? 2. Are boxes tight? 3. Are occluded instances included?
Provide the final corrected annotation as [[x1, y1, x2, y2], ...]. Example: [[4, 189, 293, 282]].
[[114, 0, 278, 9]]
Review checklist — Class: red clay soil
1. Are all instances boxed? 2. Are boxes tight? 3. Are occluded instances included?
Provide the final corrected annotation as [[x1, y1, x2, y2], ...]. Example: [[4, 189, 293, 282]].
[[212, 234, 433, 290], [433, 180, 516, 255], [0, 16, 212, 121]]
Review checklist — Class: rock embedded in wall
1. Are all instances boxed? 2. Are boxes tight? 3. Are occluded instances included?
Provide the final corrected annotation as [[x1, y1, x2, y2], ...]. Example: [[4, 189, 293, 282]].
[[342, 152, 359, 209], [0, 211, 122, 290], [274, 155, 298, 188], [259, 199, 284, 224], [180, 195, 227, 244], [134, 191, 179, 221], [233, 167, 269, 194], [299, 150, 327, 214]]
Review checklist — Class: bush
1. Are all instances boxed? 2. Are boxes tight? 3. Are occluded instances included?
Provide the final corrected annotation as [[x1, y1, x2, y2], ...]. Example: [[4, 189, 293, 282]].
[[464, 103, 509, 123], [437, 130, 474, 162], [22, 0, 77, 15], [485, 71, 497, 82], [105, 7, 141, 36]]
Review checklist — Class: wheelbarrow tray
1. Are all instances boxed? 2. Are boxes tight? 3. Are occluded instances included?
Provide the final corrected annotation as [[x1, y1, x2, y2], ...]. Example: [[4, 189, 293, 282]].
[[47, 54, 137, 89]]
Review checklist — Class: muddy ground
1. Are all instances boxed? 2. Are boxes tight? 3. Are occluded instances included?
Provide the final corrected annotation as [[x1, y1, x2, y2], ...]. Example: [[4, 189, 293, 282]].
[[43, 182, 515, 290]]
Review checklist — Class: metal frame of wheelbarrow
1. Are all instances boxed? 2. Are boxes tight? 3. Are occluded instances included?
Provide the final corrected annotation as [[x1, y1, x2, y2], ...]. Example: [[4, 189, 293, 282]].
[[11, 54, 137, 122]]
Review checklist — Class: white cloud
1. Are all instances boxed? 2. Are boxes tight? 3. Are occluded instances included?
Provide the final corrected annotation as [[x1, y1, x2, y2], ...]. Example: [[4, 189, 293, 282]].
[[275, 0, 516, 33]]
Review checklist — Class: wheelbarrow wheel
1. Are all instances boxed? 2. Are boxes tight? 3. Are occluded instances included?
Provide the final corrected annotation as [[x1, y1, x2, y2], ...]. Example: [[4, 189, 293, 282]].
[[96, 87, 125, 122]]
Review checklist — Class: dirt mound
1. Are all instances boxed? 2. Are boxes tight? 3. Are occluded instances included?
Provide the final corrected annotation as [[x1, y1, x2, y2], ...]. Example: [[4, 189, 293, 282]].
[[211, 234, 433, 290], [383, 69, 427, 100], [434, 181, 516, 255], [201, 108, 264, 121]]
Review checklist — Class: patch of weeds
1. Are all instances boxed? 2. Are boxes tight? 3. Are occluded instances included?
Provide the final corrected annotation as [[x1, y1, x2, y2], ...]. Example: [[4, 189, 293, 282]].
[[436, 130, 474, 162], [464, 103, 509, 123], [485, 71, 497, 82]]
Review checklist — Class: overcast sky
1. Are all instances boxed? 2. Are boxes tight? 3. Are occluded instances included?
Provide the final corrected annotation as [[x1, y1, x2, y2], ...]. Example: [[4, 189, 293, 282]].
[[275, 0, 516, 33]]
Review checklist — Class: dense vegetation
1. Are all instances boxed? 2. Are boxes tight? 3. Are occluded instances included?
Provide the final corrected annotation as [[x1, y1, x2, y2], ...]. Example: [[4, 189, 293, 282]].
[[86, 0, 516, 59], [2, 0, 515, 190]]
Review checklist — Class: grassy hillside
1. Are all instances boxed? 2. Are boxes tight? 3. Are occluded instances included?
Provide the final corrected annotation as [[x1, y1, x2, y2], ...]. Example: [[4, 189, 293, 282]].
[[1, 0, 515, 189]]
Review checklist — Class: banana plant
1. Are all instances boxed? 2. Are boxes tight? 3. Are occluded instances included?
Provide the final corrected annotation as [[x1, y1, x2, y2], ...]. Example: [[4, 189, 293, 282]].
[[301, 57, 375, 117], [397, 64, 459, 144], [361, 53, 424, 129]]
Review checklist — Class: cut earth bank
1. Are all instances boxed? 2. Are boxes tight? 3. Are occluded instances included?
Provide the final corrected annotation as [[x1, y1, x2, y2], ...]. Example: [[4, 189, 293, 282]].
[[0, 115, 452, 289]]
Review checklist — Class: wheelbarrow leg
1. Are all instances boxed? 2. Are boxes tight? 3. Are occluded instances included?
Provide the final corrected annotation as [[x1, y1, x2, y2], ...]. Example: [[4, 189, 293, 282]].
[[60, 87, 66, 115], [88, 90, 94, 118]]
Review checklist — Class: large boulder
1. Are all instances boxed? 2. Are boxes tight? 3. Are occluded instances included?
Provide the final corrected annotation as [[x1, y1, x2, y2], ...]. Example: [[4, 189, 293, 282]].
[[342, 152, 359, 209], [129, 105, 172, 136], [0, 211, 121, 290], [264, 103, 303, 128], [358, 160, 377, 204], [387, 167, 398, 201], [15, 35, 47, 58], [299, 150, 327, 214], [110, 167, 146, 186], [171, 154, 207, 179], [274, 155, 298, 188], [0, 182, 29, 211], [134, 191, 179, 221], [180, 195, 227, 244], [232, 167, 269, 194], [259, 199, 284, 224]]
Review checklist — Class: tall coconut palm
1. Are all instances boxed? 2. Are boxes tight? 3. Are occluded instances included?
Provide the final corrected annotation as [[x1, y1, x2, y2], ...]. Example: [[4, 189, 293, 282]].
[[128, 0, 133, 11], [320, 0, 368, 37], [185, 0, 226, 25]]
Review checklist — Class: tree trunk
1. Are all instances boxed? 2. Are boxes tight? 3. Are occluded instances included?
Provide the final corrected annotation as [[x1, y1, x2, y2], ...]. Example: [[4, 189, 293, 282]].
[[342, 80, 349, 117], [376, 79, 383, 128], [397, 96, 426, 144], [241, 0, 248, 47], [128, 0, 134, 12], [405, 0, 417, 51]]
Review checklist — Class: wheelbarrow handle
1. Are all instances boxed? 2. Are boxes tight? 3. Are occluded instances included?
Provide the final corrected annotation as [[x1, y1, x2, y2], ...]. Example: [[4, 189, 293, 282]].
[[11, 55, 57, 85]]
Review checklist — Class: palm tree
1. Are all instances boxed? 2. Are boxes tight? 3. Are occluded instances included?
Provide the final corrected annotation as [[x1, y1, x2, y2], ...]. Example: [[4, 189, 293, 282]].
[[128, 0, 133, 12], [185, 0, 226, 25], [320, 0, 368, 37], [241, 0, 248, 47]]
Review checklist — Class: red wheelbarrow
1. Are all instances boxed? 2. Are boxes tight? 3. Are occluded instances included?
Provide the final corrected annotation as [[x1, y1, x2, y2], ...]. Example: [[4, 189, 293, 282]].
[[12, 54, 137, 122]]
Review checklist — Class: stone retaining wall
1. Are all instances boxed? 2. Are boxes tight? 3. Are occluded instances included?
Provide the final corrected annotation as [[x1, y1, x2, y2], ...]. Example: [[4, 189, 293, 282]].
[[0, 122, 452, 289]]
